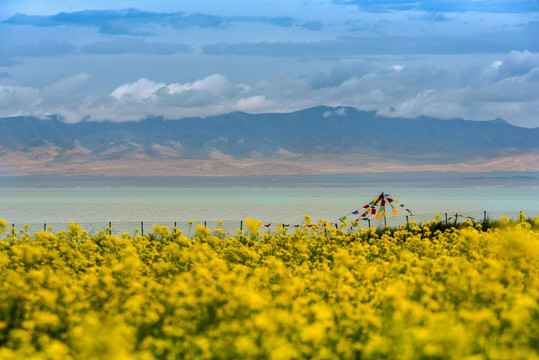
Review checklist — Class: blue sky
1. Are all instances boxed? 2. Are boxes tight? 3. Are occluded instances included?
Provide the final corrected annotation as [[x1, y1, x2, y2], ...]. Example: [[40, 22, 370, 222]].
[[0, 1, 538, 127]]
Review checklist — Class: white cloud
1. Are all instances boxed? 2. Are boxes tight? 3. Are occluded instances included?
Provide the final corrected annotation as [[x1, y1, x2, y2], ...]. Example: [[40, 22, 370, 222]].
[[335, 107, 347, 116], [42, 74, 278, 121], [1, 51, 538, 127], [167, 74, 228, 95], [0, 85, 40, 113], [111, 78, 165, 101], [496, 50, 539, 77], [109, 74, 232, 106], [320, 107, 349, 117], [45, 73, 92, 94], [235, 95, 274, 112], [0, 0, 537, 131], [490, 60, 502, 70]]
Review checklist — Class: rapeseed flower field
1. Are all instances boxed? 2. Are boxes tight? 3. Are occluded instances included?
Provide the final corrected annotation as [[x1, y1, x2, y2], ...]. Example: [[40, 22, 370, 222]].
[[0, 217, 538, 359]]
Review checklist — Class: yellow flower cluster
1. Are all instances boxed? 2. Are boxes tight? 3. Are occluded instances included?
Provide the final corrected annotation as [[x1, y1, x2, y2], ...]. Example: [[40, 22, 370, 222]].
[[244, 218, 263, 237], [0, 217, 538, 359]]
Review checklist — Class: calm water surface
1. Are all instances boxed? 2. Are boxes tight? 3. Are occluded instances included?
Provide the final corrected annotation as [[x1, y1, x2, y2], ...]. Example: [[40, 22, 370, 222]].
[[1, 187, 538, 224]]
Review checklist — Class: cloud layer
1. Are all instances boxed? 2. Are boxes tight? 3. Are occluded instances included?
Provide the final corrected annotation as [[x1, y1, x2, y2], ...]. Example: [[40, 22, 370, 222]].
[[1, 1, 538, 127], [333, 0, 538, 13], [3, 9, 309, 35], [1, 51, 537, 127]]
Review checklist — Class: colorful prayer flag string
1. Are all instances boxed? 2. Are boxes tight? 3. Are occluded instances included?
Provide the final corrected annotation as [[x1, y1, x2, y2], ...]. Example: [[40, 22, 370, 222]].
[[332, 192, 414, 225], [271, 193, 414, 232]]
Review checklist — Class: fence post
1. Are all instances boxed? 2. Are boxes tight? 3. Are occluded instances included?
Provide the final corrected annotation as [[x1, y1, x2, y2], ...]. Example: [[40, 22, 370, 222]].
[[12, 224, 14, 235], [454, 213, 458, 225], [108, 222, 112, 235], [445, 213, 448, 224], [44, 223, 46, 232], [141, 221, 144, 236], [483, 211, 487, 224], [174, 221, 177, 231], [240, 220, 243, 231], [368, 219, 371, 228]]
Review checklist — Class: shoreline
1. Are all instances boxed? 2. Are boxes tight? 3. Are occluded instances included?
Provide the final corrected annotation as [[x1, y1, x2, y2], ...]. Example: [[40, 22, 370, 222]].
[[1, 171, 538, 188]]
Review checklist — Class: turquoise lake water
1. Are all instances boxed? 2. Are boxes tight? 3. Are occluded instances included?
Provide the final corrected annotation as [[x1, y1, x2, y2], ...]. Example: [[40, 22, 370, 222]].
[[1, 187, 538, 225]]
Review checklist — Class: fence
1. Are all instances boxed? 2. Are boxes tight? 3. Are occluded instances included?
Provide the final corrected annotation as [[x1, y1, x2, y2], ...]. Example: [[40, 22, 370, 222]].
[[6, 210, 539, 237]]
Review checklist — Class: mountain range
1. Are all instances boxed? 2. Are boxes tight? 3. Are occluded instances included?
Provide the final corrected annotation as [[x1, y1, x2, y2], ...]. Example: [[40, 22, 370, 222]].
[[1, 106, 538, 176]]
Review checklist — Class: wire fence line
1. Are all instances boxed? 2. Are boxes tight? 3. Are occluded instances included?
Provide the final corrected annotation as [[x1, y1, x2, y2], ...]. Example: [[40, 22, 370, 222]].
[[7, 210, 539, 237]]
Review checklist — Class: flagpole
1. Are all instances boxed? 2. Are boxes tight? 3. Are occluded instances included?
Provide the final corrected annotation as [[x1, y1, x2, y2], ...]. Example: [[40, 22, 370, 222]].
[[382, 192, 387, 227]]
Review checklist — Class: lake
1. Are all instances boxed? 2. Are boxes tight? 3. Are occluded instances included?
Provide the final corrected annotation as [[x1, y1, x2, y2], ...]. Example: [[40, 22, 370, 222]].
[[1, 173, 537, 233], [1, 186, 538, 223]]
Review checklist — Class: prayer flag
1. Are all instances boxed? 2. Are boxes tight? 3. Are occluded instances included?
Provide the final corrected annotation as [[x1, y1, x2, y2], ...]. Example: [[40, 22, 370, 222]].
[[332, 192, 412, 226]]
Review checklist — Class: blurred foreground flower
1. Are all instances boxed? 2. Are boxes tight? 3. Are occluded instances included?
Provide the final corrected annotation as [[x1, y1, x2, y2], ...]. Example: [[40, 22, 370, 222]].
[[0, 218, 7, 234], [0, 218, 537, 359]]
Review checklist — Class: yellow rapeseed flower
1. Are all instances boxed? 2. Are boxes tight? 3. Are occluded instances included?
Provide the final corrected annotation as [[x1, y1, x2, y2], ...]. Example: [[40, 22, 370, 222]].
[[0, 218, 8, 234], [152, 224, 163, 235], [533, 217, 539, 229], [1, 219, 538, 359], [244, 218, 263, 236], [195, 224, 211, 237], [68, 222, 81, 234]]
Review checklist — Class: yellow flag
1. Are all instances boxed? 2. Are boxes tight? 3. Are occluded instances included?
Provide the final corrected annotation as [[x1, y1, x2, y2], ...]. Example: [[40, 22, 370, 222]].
[[376, 213, 381, 219], [393, 208, 398, 215]]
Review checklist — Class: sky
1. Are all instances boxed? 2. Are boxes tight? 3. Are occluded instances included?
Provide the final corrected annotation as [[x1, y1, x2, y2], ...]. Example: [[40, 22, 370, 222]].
[[0, 0, 538, 127]]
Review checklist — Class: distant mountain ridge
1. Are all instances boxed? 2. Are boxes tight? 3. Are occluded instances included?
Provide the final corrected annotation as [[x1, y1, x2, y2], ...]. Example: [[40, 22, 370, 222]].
[[0, 106, 538, 176]]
